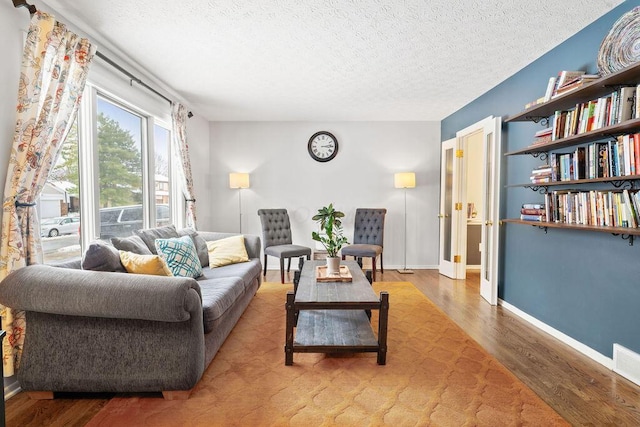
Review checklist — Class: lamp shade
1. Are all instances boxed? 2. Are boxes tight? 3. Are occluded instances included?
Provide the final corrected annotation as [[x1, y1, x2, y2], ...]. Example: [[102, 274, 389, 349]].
[[394, 172, 416, 189], [229, 172, 250, 189]]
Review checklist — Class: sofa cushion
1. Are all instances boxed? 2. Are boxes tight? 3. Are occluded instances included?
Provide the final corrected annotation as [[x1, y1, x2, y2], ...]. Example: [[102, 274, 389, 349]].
[[119, 251, 173, 276], [111, 235, 152, 255], [199, 277, 245, 333], [155, 235, 203, 279], [82, 241, 126, 272], [134, 225, 179, 254], [177, 227, 209, 267], [199, 259, 261, 292], [207, 235, 249, 268]]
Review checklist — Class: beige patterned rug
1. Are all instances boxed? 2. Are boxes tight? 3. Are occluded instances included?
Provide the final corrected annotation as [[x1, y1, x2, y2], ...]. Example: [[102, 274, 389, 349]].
[[86, 282, 568, 426]]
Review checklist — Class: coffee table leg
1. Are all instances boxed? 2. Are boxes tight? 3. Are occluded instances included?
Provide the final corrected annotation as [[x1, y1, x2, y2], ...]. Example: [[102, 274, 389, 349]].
[[377, 291, 389, 365], [285, 291, 295, 365]]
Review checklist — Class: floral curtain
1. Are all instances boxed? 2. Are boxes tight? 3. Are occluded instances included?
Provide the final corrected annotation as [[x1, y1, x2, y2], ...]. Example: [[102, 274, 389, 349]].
[[0, 12, 95, 376], [171, 102, 197, 229]]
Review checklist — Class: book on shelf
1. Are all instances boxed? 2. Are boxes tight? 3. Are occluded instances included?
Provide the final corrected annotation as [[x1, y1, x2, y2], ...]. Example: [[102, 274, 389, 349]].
[[551, 74, 600, 98], [636, 85, 640, 119], [548, 70, 586, 98], [524, 96, 547, 110], [544, 189, 640, 228], [520, 214, 546, 222], [530, 164, 552, 182], [521, 208, 545, 215], [532, 127, 553, 145], [545, 86, 638, 142], [619, 86, 636, 123], [543, 76, 557, 102], [557, 70, 586, 85], [522, 203, 544, 209]]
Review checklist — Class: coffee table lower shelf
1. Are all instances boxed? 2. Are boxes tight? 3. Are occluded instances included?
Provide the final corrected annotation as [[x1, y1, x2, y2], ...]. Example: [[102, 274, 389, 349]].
[[285, 291, 389, 365]]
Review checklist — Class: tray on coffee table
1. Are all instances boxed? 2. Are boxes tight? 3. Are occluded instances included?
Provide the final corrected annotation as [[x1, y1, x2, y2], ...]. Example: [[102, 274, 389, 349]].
[[315, 265, 352, 282]]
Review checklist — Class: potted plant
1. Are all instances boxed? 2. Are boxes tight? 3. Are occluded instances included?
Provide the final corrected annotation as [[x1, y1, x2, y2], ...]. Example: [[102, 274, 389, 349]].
[[312, 203, 349, 276]]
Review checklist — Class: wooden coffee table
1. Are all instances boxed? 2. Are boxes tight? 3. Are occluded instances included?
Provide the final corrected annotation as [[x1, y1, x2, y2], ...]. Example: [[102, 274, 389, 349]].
[[285, 260, 389, 365]]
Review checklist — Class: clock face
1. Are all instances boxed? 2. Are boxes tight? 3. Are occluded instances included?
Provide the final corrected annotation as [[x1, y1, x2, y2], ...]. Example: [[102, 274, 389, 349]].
[[308, 131, 338, 162]]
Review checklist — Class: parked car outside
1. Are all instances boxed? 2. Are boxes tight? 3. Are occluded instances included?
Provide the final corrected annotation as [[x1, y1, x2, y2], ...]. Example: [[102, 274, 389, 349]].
[[40, 216, 81, 238], [99, 204, 170, 239]]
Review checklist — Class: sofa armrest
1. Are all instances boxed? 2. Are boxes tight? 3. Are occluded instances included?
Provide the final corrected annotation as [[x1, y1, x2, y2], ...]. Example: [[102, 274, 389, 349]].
[[198, 232, 261, 260], [0, 265, 202, 322]]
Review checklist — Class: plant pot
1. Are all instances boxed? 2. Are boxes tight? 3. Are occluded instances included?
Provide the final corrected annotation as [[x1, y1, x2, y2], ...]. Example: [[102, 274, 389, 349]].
[[326, 256, 341, 276]]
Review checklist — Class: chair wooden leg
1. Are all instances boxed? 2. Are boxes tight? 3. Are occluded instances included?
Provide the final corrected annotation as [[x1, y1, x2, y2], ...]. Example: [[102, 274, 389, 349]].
[[380, 254, 384, 273], [371, 258, 377, 282], [287, 257, 292, 272], [341, 255, 346, 261], [263, 254, 268, 277], [280, 258, 285, 284]]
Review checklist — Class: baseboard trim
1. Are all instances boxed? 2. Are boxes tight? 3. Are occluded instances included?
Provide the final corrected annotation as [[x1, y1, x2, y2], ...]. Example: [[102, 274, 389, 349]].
[[499, 299, 613, 370], [5, 380, 21, 400]]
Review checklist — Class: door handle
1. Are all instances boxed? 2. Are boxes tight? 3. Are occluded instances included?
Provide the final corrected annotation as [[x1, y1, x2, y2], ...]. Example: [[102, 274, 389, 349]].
[[485, 220, 493, 226]]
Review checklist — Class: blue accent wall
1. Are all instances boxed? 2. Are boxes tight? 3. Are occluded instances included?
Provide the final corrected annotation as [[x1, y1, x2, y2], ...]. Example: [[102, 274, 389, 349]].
[[441, 0, 640, 359]]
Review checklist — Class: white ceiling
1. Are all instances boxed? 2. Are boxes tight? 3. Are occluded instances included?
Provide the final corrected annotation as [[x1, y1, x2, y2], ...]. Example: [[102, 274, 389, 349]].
[[40, 0, 623, 121]]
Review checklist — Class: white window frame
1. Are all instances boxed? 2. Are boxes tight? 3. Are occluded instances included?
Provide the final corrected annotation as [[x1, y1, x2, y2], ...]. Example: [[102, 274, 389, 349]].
[[77, 83, 174, 249]]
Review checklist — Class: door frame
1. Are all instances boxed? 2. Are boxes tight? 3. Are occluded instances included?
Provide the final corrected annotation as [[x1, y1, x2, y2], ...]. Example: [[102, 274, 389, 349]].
[[438, 138, 465, 279], [440, 116, 502, 305]]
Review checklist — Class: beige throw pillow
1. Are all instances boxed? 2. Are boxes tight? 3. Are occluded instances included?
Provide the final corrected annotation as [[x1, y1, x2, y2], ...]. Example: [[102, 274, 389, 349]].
[[207, 235, 249, 268]]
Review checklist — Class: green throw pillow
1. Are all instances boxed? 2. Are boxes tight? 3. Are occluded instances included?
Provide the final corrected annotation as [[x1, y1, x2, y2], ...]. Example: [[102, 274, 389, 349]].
[[155, 235, 203, 278]]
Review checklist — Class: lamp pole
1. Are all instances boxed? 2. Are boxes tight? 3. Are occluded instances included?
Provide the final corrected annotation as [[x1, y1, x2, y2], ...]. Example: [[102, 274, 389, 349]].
[[398, 187, 414, 273], [238, 188, 243, 233]]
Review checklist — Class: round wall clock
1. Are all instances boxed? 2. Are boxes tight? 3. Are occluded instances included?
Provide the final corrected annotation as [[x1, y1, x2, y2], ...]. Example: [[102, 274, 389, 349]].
[[308, 131, 338, 162]]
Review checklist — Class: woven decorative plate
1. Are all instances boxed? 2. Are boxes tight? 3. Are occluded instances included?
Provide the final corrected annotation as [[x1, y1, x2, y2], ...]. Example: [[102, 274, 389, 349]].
[[597, 6, 640, 75]]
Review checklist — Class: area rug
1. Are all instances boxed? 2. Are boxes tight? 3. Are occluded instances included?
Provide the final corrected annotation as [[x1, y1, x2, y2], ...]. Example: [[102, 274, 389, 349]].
[[86, 282, 568, 426]]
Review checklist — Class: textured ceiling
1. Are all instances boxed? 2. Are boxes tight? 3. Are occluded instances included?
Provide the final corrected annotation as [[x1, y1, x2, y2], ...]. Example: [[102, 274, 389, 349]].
[[40, 0, 623, 121]]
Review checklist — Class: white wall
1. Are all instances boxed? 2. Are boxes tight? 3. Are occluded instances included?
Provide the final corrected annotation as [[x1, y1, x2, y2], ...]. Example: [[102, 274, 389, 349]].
[[206, 121, 441, 269]]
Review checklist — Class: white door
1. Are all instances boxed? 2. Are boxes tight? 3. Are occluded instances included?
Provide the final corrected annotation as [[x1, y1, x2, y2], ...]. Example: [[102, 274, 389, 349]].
[[479, 117, 502, 305], [438, 138, 466, 279]]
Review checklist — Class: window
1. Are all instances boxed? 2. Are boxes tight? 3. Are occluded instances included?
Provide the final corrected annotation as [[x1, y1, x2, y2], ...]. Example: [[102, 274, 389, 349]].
[[40, 119, 81, 264], [40, 80, 175, 263], [96, 96, 144, 241], [154, 124, 171, 227]]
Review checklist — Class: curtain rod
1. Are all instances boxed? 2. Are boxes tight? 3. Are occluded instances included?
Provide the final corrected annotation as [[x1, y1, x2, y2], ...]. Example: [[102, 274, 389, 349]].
[[94, 51, 173, 105], [13, 0, 194, 117]]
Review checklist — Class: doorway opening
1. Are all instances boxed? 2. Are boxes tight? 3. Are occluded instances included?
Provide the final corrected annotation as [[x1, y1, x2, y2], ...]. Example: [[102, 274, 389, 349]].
[[439, 116, 501, 305]]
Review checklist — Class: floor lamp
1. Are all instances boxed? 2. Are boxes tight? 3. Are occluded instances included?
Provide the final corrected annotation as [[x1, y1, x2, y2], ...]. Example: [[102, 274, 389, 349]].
[[229, 172, 250, 233], [395, 172, 416, 274]]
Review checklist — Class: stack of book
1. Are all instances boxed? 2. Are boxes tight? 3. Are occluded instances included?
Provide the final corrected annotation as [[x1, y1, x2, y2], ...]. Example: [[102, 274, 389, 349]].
[[530, 164, 552, 183], [520, 203, 546, 222], [550, 72, 600, 98], [532, 128, 552, 145]]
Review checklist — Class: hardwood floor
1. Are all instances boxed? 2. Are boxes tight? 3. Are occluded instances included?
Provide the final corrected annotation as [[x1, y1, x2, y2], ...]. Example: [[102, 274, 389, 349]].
[[5, 268, 640, 426]]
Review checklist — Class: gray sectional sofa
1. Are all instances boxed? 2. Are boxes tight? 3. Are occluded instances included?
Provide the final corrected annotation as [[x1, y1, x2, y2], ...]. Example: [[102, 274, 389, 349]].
[[0, 227, 262, 399]]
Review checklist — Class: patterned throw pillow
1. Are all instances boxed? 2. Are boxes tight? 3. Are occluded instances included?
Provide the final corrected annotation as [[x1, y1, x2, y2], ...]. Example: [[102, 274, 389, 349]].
[[119, 251, 173, 276], [155, 235, 203, 278], [207, 235, 249, 268]]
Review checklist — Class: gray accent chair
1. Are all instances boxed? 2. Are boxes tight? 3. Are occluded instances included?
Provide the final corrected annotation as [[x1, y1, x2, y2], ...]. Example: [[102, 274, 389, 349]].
[[341, 208, 387, 282], [257, 209, 311, 283]]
